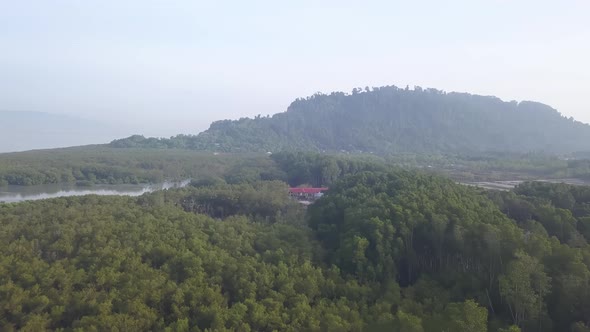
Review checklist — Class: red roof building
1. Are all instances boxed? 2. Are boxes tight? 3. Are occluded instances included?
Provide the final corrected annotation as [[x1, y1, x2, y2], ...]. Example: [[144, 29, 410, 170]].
[[288, 187, 329, 194]]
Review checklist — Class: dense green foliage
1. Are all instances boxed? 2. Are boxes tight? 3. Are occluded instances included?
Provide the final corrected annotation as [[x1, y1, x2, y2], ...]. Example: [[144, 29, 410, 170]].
[[270, 151, 388, 187], [309, 172, 590, 331], [490, 182, 590, 248], [3, 166, 590, 331], [0, 194, 358, 331], [0, 181, 424, 331], [0, 148, 391, 187], [401, 153, 590, 182], [161, 181, 306, 224], [485, 182, 590, 331], [2, 146, 590, 189], [110, 86, 590, 154], [0, 147, 276, 186], [2, 148, 590, 331]]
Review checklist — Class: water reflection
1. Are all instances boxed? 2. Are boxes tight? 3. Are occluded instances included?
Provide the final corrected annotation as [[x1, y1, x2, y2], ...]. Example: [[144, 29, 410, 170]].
[[0, 179, 191, 203]]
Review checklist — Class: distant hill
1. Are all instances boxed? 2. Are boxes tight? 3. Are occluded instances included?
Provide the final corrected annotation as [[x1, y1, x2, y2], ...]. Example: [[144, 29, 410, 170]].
[[0, 111, 125, 152], [110, 86, 590, 155]]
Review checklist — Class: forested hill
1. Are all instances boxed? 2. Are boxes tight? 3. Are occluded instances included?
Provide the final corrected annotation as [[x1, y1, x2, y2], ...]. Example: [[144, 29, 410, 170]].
[[110, 86, 590, 154]]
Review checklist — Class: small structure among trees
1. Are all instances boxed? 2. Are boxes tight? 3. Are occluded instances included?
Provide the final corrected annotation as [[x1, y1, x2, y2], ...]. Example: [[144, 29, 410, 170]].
[[288, 187, 328, 203]]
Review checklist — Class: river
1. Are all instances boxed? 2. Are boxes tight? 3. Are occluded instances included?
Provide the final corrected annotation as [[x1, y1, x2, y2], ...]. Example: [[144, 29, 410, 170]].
[[0, 179, 191, 203], [3, 177, 589, 204], [461, 178, 590, 191]]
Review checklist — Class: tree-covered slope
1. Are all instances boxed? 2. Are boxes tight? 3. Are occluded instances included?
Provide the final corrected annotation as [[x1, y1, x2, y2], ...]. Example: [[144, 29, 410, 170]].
[[110, 86, 590, 154]]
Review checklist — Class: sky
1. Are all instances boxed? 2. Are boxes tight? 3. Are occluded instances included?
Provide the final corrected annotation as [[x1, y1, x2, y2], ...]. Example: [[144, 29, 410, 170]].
[[1, 0, 589, 138]]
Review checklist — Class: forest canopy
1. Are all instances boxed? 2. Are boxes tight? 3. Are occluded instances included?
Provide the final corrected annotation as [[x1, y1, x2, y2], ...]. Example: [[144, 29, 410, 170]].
[[2, 148, 590, 188], [2, 166, 590, 331]]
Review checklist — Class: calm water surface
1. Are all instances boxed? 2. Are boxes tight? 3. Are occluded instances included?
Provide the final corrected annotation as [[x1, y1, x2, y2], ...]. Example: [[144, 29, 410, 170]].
[[462, 178, 590, 191], [0, 180, 191, 203]]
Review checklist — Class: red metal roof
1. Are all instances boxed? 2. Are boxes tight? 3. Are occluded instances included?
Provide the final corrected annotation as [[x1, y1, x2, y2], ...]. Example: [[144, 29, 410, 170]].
[[289, 187, 329, 194]]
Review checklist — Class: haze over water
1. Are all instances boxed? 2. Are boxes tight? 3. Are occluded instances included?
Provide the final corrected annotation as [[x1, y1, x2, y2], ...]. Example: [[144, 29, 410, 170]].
[[0, 180, 190, 203]]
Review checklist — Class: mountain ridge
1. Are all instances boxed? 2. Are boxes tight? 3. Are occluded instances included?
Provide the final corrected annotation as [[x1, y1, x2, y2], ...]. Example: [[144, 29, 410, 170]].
[[110, 86, 590, 155]]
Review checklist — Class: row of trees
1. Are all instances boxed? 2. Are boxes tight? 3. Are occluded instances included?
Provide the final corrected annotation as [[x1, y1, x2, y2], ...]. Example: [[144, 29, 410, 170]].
[[3, 147, 590, 188], [0, 147, 270, 186]]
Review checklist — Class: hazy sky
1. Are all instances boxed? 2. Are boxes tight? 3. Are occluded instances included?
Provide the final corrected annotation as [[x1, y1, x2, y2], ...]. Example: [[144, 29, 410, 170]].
[[1, 0, 589, 137]]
